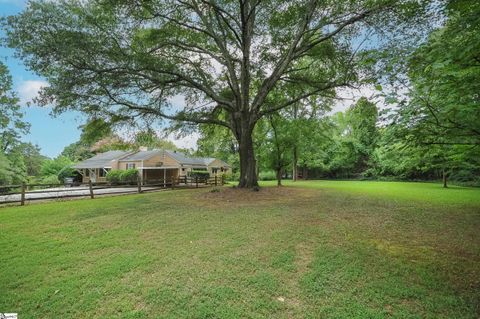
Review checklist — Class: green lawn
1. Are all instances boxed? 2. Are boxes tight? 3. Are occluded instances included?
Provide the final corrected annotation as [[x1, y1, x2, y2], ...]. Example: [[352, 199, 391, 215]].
[[261, 180, 480, 205], [1, 181, 479, 318]]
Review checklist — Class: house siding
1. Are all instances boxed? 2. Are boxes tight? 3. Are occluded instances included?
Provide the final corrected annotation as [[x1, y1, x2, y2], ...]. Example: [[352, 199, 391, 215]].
[[143, 152, 179, 168], [207, 159, 229, 175], [118, 160, 142, 170]]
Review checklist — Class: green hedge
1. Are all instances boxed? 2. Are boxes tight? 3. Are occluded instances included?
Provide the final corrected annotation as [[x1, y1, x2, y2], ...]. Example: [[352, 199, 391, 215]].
[[106, 170, 122, 184], [259, 171, 276, 181], [106, 169, 138, 185], [223, 172, 239, 182], [42, 175, 62, 185], [188, 170, 210, 179], [122, 169, 139, 184]]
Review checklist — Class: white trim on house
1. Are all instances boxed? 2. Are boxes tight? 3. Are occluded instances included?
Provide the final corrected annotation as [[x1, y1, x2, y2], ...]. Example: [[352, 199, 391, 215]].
[[137, 166, 179, 169]]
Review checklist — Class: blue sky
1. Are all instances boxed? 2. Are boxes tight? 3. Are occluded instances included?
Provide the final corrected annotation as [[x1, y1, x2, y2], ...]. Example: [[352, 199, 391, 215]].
[[1, 0, 84, 158]]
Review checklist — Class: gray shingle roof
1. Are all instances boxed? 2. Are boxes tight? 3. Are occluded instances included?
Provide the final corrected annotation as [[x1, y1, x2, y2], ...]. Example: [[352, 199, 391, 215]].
[[204, 158, 230, 167], [165, 152, 229, 167], [119, 150, 162, 161], [164, 150, 206, 166], [73, 149, 230, 169], [73, 150, 131, 169]]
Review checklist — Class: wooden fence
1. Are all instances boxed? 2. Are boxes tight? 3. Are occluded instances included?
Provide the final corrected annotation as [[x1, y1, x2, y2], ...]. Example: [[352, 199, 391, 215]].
[[0, 175, 225, 206]]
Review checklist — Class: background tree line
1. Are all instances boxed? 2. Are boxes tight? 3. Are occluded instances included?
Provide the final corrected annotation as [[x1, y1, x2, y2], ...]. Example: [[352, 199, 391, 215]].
[[194, 0, 480, 187]]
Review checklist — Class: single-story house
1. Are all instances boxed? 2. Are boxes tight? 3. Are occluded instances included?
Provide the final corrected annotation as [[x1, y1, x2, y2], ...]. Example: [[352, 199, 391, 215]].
[[73, 149, 230, 183]]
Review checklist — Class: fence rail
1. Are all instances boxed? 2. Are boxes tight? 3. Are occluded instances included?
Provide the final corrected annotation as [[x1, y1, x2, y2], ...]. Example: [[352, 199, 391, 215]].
[[0, 175, 225, 206]]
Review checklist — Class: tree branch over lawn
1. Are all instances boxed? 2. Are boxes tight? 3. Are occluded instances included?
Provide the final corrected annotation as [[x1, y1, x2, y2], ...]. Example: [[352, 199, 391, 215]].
[[4, 0, 432, 187]]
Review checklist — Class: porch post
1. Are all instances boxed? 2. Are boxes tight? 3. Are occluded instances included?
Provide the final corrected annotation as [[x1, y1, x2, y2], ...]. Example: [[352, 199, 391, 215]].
[[163, 168, 166, 188]]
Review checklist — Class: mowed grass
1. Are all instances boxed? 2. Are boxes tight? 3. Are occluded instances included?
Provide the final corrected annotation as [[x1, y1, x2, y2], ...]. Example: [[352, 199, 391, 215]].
[[0, 181, 479, 318], [261, 180, 480, 205]]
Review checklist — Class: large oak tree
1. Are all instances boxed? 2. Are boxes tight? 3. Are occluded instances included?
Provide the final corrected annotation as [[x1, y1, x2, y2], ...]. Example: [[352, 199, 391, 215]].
[[4, 0, 429, 187]]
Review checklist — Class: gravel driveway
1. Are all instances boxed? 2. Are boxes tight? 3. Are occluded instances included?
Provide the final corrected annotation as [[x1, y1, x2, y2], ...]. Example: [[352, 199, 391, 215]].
[[0, 186, 161, 204]]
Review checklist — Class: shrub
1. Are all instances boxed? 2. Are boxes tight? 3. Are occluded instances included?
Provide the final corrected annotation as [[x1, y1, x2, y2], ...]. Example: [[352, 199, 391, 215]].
[[106, 170, 124, 184], [223, 171, 240, 182], [107, 169, 139, 185], [188, 170, 210, 179], [42, 174, 61, 185], [121, 169, 139, 184], [259, 171, 276, 181]]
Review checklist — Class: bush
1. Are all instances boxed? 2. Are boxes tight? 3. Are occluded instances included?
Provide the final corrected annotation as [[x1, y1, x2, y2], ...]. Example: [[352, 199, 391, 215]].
[[259, 171, 276, 181], [106, 169, 139, 185], [224, 171, 239, 182], [106, 170, 123, 184], [188, 170, 210, 179], [359, 168, 378, 180], [121, 169, 139, 184], [42, 174, 61, 185], [222, 172, 234, 182]]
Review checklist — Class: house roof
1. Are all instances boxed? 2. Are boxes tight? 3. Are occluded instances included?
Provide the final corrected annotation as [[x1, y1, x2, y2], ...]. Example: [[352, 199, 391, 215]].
[[73, 149, 230, 169], [119, 150, 161, 161], [163, 151, 229, 167], [72, 150, 131, 169], [203, 158, 230, 167], [164, 150, 206, 166]]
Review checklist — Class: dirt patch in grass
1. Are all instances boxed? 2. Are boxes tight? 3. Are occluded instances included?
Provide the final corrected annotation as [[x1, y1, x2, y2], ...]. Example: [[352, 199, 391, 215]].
[[197, 186, 317, 207]]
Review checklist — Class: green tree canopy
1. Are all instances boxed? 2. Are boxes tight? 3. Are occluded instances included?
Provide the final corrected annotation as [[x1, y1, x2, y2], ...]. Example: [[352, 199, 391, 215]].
[[0, 61, 29, 153], [0, 61, 31, 185], [391, 0, 479, 147], [4, 0, 433, 187]]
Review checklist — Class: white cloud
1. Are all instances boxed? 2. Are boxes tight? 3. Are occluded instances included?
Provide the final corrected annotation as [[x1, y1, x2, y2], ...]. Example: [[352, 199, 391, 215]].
[[168, 94, 186, 111], [17, 80, 49, 106], [167, 132, 199, 150], [331, 85, 384, 114]]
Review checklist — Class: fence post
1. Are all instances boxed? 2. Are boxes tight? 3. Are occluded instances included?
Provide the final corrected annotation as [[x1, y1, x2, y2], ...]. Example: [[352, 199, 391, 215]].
[[89, 180, 94, 199], [195, 176, 198, 188], [215, 175, 217, 186], [20, 182, 26, 206], [137, 175, 142, 193]]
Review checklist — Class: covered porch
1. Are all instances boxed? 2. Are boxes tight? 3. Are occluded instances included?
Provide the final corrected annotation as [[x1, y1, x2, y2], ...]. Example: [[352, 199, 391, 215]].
[[140, 167, 179, 184], [78, 168, 109, 183]]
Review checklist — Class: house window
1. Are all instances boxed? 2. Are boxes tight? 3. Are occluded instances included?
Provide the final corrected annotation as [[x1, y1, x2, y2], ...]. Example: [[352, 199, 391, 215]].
[[212, 168, 218, 174], [85, 169, 90, 177], [127, 163, 136, 169], [182, 168, 185, 172], [221, 167, 224, 172], [99, 168, 109, 177]]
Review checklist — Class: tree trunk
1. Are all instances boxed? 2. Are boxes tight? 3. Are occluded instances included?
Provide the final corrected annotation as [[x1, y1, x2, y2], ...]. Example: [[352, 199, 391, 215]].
[[442, 169, 448, 188], [276, 168, 282, 186], [237, 127, 258, 188], [292, 103, 298, 182], [292, 146, 298, 181], [255, 154, 260, 181]]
